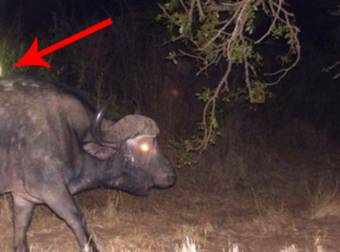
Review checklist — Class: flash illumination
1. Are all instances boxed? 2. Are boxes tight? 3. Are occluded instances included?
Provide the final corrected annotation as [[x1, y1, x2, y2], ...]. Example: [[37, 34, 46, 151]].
[[140, 143, 150, 152]]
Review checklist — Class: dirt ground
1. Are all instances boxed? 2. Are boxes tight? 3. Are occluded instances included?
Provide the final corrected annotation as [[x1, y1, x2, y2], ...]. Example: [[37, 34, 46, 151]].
[[1, 140, 340, 252]]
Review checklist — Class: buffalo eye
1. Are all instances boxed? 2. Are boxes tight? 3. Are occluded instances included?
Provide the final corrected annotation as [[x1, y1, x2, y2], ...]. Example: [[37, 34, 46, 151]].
[[127, 135, 156, 156], [137, 139, 155, 156], [139, 142, 151, 153]]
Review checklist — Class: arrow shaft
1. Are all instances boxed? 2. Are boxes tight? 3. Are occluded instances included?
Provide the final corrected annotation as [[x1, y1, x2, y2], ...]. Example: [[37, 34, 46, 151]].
[[38, 18, 112, 57]]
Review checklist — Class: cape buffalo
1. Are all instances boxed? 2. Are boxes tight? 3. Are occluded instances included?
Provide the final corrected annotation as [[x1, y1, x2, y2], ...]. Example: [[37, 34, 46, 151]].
[[0, 77, 176, 252]]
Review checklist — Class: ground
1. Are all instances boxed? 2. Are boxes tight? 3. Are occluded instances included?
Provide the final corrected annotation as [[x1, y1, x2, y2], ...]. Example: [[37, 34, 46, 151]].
[[1, 133, 340, 252]]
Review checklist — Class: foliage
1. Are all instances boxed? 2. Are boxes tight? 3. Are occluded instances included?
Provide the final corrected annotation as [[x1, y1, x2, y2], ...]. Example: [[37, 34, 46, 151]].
[[168, 138, 196, 168], [0, 38, 26, 77], [158, 0, 301, 149], [0, 31, 59, 80]]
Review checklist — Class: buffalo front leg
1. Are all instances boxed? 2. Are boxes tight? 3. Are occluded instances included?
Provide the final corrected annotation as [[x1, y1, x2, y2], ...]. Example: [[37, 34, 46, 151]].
[[42, 188, 98, 252], [12, 194, 35, 252]]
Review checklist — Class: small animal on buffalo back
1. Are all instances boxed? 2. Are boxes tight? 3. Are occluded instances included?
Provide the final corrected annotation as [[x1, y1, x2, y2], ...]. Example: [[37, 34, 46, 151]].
[[0, 77, 176, 252]]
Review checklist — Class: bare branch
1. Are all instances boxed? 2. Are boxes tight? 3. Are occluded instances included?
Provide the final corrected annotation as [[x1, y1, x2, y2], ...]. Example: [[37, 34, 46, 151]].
[[255, 0, 283, 44], [196, 0, 205, 18], [179, 0, 189, 12]]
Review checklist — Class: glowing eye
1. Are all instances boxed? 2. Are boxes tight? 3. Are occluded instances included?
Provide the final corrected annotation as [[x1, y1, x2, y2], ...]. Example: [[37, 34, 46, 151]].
[[139, 143, 150, 152]]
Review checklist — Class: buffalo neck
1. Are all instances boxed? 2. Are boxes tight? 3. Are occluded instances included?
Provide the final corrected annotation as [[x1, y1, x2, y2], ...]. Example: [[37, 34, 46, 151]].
[[68, 151, 124, 194]]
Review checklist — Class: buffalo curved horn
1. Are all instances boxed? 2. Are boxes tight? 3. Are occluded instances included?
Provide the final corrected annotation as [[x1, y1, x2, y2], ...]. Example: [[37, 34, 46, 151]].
[[91, 97, 119, 148]]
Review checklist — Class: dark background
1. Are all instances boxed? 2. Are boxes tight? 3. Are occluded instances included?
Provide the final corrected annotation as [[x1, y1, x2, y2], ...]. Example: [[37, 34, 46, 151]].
[[0, 0, 339, 142]]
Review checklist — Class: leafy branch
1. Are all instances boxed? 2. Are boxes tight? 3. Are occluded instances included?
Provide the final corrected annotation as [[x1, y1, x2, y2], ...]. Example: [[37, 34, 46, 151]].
[[158, 0, 301, 149]]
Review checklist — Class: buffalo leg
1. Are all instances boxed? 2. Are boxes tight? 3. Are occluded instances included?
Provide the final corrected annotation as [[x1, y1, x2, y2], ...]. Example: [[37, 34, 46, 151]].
[[42, 188, 98, 252], [12, 194, 35, 252]]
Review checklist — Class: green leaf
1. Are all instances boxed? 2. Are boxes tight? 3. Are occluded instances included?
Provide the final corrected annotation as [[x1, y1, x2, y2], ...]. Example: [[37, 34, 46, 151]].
[[249, 81, 267, 103], [196, 87, 213, 102], [166, 51, 178, 64]]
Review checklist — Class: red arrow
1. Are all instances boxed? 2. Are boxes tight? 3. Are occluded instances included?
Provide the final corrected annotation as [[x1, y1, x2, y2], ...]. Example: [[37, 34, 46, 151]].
[[15, 18, 113, 68]]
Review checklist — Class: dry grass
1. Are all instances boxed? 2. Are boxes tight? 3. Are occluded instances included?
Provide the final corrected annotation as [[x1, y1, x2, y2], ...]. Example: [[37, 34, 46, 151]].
[[307, 178, 340, 219], [0, 194, 11, 220], [279, 244, 299, 252], [175, 237, 199, 252], [1, 173, 340, 251]]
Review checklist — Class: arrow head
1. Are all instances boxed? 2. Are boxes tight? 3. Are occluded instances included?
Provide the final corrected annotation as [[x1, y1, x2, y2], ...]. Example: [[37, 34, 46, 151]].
[[15, 37, 51, 68]]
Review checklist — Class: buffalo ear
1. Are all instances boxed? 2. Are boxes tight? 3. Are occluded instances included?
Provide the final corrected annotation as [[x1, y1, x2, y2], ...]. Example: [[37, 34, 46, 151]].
[[83, 143, 116, 160]]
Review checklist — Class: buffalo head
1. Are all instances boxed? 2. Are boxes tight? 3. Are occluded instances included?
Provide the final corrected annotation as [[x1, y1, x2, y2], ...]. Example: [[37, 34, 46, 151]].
[[83, 113, 176, 195]]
